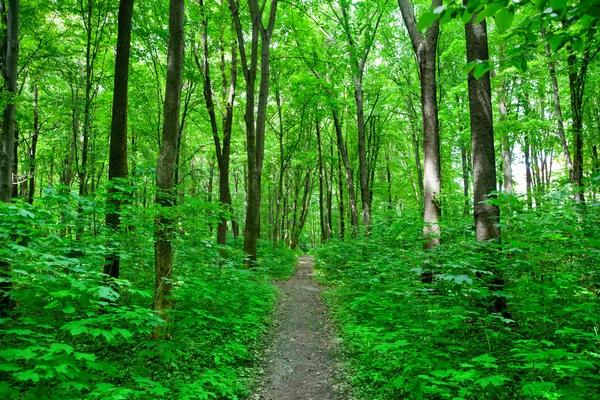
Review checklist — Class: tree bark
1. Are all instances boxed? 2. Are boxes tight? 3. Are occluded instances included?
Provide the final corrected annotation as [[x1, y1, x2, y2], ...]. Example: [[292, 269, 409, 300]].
[[27, 85, 39, 204], [542, 28, 576, 192], [0, 0, 18, 203], [228, 0, 278, 262], [316, 118, 327, 242], [398, 0, 442, 248], [104, 0, 134, 281], [197, 0, 237, 245], [332, 109, 359, 231], [0, 0, 18, 316], [153, 0, 185, 332], [465, 16, 500, 241]]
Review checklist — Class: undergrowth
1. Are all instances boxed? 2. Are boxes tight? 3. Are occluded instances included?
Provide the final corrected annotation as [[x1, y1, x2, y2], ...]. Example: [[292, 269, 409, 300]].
[[0, 186, 297, 399], [315, 191, 600, 399]]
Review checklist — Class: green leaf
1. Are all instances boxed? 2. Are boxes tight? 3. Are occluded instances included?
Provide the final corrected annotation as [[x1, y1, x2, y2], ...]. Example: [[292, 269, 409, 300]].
[[0, 363, 21, 372], [495, 8, 514, 33], [475, 374, 510, 387], [473, 61, 491, 79], [551, 0, 567, 11], [549, 34, 565, 51], [62, 306, 76, 314], [44, 299, 61, 309], [14, 370, 41, 383], [475, 2, 505, 24], [50, 343, 74, 354], [418, 11, 438, 31]]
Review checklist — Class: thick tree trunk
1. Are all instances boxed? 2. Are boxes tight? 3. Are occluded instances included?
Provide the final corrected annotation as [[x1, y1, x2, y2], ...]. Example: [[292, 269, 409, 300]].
[[153, 0, 185, 332], [465, 11, 505, 315], [104, 0, 133, 281], [0, 0, 18, 316], [398, 0, 442, 249], [465, 16, 500, 242], [0, 0, 18, 203]]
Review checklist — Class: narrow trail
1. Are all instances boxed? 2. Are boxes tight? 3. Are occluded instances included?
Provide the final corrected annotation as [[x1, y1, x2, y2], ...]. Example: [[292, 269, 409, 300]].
[[254, 256, 346, 400]]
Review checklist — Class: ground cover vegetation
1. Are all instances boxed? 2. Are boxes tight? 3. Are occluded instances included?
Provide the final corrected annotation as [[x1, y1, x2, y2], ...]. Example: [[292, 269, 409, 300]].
[[0, 0, 598, 398]]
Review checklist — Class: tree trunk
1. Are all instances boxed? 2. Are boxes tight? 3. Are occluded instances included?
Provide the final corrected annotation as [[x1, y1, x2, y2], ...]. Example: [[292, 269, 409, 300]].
[[542, 28, 576, 192], [524, 134, 533, 209], [337, 145, 345, 239], [465, 15, 500, 242], [198, 1, 237, 245], [461, 144, 470, 215], [27, 85, 39, 204], [153, 0, 185, 333], [0, 0, 18, 316], [229, 0, 278, 262], [465, 10, 505, 315], [316, 119, 326, 242], [398, 0, 442, 249], [104, 0, 134, 281], [332, 109, 358, 231], [0, 0, 18, 203]]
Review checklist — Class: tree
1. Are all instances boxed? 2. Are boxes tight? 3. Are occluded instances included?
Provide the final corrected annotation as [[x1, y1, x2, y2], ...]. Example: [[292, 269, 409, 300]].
[[153, 0, 185, 329], [465, 6, 506, 315], [228, 0, 279, 262], [333, 0, 385, 229], [104, 0, 134, 280], [398, 0, 442, 249], [0, 0, 18, 203], [0, 0, 18, 316], [196, 0, 238, 246]]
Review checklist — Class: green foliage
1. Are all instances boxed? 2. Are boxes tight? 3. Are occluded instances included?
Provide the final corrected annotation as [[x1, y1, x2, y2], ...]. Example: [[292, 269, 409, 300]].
[[0, 188, 297, 399], [315, 192, 600, 399]]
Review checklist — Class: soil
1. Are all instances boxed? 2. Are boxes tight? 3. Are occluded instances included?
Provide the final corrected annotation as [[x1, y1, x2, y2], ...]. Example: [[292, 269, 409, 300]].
[[253, 256, 348, 400]]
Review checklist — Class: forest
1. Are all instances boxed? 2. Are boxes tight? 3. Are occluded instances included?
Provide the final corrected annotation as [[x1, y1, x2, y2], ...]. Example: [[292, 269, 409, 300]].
[[0, 0, 599, 398]]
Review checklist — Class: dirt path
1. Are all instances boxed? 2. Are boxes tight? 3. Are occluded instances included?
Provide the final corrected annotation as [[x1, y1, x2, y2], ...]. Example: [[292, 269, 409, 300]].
[[254, 256, 346, 400]]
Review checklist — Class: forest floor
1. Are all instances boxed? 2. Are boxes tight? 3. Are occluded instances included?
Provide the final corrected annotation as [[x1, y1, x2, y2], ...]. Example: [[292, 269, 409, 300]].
[[253, 256, 349, 400]]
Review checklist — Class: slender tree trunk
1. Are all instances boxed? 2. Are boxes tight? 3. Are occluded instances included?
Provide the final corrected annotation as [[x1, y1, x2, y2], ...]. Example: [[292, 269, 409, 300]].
[[567, 47, 587, 205], [316, 119, 326, 242], [198, 1, 237, 245], [104, 0, 134, 281], [398, 0, 442, 248], [27, 85, 39, 204], [153, 0, 185, 333], [229, 0, 278, 262], [497, 72, 513, 193], [542, 28, 576, 191], [290, 167, 312, 250], [524, 134, 533, 209], [461, 144, 470, 215], [332, 109, 358, 231], [407, 96, 424, 205], [0, 0, 18, 316], [337, 146, 345, 239]]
